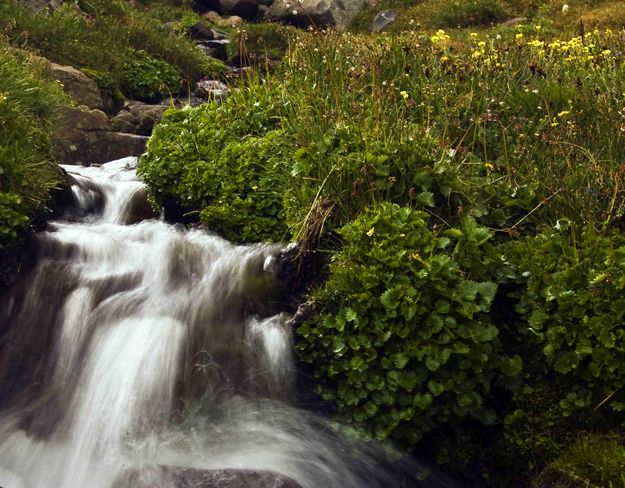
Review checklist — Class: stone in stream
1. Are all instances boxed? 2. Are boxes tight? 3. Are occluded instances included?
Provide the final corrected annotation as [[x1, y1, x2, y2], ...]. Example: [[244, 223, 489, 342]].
[[113, 466, 302, 488], [53, 106, 148, 164]]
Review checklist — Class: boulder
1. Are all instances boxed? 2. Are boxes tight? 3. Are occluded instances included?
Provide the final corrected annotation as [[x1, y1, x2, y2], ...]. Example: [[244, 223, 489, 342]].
[[110, 110, 138, 134], [203, 11, 246, 29], [54, 131, 148, 165], [125, 101, 169, 135], [57, 106, 111, 132], [113, 466, 302, 488], [266, 0, 368, 28], [53, 108, 148, 164], [49, 63, 105, 111]]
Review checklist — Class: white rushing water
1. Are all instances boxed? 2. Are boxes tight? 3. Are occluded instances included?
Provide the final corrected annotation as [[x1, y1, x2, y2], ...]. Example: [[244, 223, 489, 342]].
[[0, 158, 450, 488]]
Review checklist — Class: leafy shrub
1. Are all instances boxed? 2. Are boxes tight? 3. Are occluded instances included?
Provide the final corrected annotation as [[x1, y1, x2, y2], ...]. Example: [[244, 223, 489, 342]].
[[0, 194, 29, 244], [119, 48, 181, 101], [297, 202, 522, 443], [432, 0, 511, 27], [138, 87, 288, 243], [510, 223, 625, 414]]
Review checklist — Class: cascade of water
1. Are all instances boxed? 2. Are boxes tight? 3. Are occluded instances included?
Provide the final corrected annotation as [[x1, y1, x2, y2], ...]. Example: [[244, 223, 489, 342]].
[[0, 158, 454, 488]]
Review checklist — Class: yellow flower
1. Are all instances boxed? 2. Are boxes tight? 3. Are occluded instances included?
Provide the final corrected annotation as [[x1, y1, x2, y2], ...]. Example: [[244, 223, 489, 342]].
[[0, 92, 6, 104], [477, 41, 486, 48], [409, 251, 424, 263], [470, 32, 478, 38], [399, 90, 409, 100], [472, 50, 482, 59], [515, 33, 523, 40], [366, 227, 375, 237], [484, 162, 494, 170], [440, 55, 449, 62]]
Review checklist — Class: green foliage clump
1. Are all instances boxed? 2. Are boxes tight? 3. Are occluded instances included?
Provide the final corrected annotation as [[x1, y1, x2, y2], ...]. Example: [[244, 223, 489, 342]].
[[432, 0, 510, 28], [0, 0, 218, 97], [511, 224, 625, 414], [297, 202, 522, 443], [0, 44, 67, 246], [138, 87, 288, 243], [119, 48, 181, 101]]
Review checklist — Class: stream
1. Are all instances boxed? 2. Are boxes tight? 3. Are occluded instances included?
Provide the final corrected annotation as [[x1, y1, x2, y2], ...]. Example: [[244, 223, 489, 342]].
[[0, 158, 454, 488]]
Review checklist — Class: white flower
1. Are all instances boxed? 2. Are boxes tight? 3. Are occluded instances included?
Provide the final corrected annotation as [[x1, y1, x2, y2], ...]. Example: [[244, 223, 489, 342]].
[[562, 4, 569, 14], [292, 9, 298, 14]]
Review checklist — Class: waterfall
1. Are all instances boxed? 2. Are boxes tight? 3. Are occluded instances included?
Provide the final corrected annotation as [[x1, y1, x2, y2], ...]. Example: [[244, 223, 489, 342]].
[[0, 158, 452, 488]]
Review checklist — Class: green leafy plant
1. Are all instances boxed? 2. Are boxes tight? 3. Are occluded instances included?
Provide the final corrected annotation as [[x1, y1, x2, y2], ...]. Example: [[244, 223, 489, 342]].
[[119, 48, 181, 101], [432, 0, 510, 28], [297, 202, 522, 443], [138, 87, 288, 243], [510, 223, 625, 414]]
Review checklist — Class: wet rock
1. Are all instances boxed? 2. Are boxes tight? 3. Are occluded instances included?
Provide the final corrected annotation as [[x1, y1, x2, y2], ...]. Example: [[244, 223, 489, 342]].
[[188, 21, 216, 40], [49, 63, 105, 111], [266, 0, 367, 28], [197, 39, 230, 61], [54, 113, 148, 165], [124, 187, 158, 225], [113, 466, 303, 488], [372, 9, 396, 31]]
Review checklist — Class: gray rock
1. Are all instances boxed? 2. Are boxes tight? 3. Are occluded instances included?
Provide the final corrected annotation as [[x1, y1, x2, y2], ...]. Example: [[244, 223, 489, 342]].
[[57, 106, 112, 132], [195, 80, 230, 103], [110, 110, 138, 134], [372, 9, 395, 31], [49, 63, 105, 111], [125, 101, 169, 135], [501, 17, 527, 26], [196, 39, 230, 61], [266, 0, 367, 28], [113, 466, 303, 488], [15, 0, 63, 11], [55, 131, 148, 165], [203, 11, 246, 29]]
